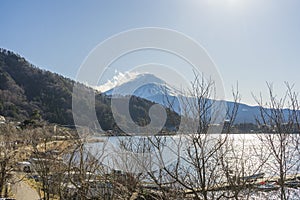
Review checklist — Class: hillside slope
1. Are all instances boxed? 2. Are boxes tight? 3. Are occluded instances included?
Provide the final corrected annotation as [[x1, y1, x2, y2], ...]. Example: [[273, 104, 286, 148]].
[[0, 48, 75, 124], [0, 48, 179, 132]]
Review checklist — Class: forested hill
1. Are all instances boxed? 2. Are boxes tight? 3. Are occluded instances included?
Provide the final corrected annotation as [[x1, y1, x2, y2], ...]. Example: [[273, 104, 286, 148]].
[[0, 48, 76, 124], [0, 48, 179, 131]]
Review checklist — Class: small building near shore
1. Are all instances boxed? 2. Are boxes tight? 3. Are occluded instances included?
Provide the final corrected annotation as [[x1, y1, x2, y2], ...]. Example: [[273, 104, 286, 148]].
[[0, 115, 6, 124]]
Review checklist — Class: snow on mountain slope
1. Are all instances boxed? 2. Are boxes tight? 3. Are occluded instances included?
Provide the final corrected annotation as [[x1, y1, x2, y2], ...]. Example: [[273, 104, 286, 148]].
[[98, 72, 273, 124], [95, 71, 140, 93], [101, 73, 182, 113]]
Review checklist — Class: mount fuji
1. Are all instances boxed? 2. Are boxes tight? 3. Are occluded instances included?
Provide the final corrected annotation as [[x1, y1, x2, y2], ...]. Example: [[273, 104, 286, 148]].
[[99, 73, 273, 124], [103, 73, 182, 113]]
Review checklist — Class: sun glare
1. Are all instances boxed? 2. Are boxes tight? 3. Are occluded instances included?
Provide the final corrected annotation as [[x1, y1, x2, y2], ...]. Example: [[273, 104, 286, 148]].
[[228, 0, 247, 9], [206, 0, 248, 10], [228, 0, 239, 5]]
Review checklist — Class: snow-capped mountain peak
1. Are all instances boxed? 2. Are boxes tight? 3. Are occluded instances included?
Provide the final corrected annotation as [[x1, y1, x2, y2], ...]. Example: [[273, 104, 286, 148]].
[[97, 72, 285, 124], [100, 72, 181, 112], [103, 73, 177, 96]]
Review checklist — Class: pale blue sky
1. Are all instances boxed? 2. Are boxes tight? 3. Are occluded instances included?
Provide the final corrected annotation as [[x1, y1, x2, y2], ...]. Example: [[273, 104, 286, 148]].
[[1, 0, 299, 105]]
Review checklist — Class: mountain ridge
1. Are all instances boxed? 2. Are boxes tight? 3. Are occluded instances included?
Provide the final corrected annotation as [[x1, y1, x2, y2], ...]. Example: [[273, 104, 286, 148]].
[[1, 48, 292, 133], [101, 73, 291, 124], [0, 48, 180, 132]]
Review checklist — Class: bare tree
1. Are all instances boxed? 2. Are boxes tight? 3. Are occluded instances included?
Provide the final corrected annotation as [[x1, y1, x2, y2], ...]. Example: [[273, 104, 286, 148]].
[[219, 133, 269, 200], [23, 124, 74, 200], [0, 123, 18, 197], [140, 75, 241, 200], [254, 83, 300, 200]]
